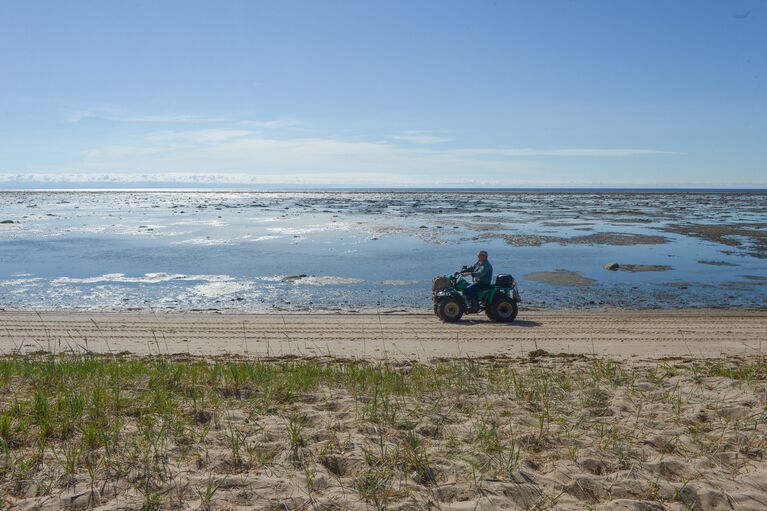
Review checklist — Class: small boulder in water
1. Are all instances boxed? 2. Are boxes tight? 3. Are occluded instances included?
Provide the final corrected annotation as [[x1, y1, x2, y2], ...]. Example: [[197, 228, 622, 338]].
[[0, 220, 15, 224], [282, 274, 308, 283], [604, 262, 620, 271]]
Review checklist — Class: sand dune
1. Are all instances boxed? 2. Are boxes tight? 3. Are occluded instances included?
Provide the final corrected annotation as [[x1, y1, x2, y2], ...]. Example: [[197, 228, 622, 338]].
[[2, 350, 767, 510], [2, 310, 767, 510]]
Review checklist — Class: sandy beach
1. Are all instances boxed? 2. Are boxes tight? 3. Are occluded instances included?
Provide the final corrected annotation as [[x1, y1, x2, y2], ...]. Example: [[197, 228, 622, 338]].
[[2, 311, 767, 510], [1, 309, 766, 360]]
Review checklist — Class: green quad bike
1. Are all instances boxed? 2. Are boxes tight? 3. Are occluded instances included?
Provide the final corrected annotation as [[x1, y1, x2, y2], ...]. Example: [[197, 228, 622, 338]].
[[432, 267, 522, 323]]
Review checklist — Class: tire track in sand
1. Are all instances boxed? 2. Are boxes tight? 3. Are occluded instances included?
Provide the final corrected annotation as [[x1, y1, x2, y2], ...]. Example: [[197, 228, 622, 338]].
[[0, 310, 765, 360]]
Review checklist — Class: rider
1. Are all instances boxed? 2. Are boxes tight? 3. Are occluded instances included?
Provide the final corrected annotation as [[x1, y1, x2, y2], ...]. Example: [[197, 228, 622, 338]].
[[461, 250, 493, 312]]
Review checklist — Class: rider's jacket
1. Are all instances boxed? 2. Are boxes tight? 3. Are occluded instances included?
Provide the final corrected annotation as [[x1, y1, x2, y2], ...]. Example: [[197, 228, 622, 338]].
[[467, 260, 493, 285]]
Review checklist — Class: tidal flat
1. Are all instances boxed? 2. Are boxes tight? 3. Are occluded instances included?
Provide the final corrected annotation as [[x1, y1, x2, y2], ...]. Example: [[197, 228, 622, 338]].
[[1, 191, 766, 310]]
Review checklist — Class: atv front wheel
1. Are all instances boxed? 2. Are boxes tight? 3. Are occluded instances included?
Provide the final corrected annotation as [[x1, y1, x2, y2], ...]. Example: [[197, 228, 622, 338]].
[[490, 296, 518, 322], [437, 296, 464, 322], [485, 307, 497, 321]]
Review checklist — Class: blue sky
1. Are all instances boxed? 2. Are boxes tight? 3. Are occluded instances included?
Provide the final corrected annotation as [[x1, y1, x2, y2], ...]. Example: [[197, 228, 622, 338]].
[[0, 1, 764, 187]]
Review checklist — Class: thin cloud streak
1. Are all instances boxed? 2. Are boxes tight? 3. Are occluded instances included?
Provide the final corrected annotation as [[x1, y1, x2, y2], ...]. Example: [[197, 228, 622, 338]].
[[81, 127, 682, 161], [148, 129, 255, 144], [83, 145, 163, 161], [67, 108, 226, 124], [238, 118, 300, 129], [450, 148, 686, 157], [389, 131, 453, 144]]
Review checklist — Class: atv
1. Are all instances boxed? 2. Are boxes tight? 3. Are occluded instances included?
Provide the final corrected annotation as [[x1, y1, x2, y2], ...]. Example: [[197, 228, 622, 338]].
[[432, 268, 522, 323]]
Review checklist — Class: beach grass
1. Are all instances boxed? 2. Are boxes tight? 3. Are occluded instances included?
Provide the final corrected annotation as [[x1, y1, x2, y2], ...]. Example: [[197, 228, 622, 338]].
[[1, 353, 766, 509]]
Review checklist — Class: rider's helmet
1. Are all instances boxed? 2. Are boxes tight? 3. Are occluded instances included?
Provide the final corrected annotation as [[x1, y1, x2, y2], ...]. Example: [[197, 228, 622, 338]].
[[477, 250, 488, 258]]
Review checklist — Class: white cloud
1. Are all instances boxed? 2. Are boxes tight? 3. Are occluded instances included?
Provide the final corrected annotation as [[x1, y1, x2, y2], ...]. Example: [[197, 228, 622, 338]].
[[0, 171, 535, 187], [6, 171, 753, 189], [5, 120, 688, 186]]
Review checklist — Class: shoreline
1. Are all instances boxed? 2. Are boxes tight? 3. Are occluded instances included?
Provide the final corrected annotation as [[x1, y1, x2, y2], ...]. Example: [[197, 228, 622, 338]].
[[1, 305, 765, 313], [4, 187, 767, 193]]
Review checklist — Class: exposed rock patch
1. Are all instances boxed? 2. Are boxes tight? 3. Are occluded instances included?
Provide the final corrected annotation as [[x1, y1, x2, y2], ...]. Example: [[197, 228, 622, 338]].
[[663, 223, 767, 258], [698, 260, 738, 267], [483, 231, 669, 247], [603, 263, 673, 272]]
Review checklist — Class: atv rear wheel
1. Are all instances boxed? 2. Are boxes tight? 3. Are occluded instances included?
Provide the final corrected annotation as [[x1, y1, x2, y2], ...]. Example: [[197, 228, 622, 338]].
[[490, 296, 518, 322], [437, 296, 464, 322], [485, 307, 497, 321]]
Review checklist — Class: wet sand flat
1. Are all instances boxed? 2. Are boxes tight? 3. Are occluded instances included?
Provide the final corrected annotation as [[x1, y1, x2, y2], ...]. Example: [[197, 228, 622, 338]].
[[2, 309, 766, 360], [3, 191, 767, 311]]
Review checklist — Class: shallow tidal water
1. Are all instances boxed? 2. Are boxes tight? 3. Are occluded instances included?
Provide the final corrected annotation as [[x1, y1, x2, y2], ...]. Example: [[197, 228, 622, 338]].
[[1, 191, 765, 311]]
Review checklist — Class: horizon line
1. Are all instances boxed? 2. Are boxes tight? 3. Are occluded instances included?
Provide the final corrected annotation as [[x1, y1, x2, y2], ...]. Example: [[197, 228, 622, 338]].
[[1, 185, 766, 193]]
